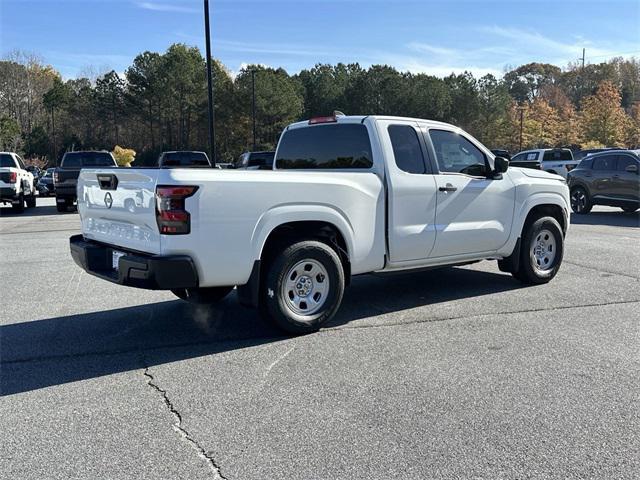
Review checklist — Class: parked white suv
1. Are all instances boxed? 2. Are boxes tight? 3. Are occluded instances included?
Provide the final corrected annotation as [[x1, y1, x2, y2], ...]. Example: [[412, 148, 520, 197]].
[[0, 152, 36, 213], [70, 115, 570, 333], [510, 148, 578, 179]]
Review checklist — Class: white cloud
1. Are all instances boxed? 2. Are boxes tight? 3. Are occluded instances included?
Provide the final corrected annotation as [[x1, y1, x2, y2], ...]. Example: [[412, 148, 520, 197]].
[[135, 1, 199, 14], [406, 42, 458, 57], [479, 25, 625, 63]]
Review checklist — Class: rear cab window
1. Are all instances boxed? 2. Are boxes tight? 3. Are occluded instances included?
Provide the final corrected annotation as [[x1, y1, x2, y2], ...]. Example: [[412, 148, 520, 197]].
[[0, 154, 17, 168], [160, 152, 211, 167], [62, 152, 116, 168], [276, 123, 373, 169], [388, 125, 427, 174]]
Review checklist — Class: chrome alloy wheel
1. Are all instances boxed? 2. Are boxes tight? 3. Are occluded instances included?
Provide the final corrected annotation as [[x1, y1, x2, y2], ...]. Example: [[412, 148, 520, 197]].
[[530, 229, 557, 272], [282, 259, 330, 316], [571, 189, 587, 212]]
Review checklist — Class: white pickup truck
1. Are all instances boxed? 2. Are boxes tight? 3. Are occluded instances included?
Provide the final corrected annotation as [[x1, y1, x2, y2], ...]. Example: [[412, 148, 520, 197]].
[[70, 115, 570, 333], [0, 152, 36, 213]]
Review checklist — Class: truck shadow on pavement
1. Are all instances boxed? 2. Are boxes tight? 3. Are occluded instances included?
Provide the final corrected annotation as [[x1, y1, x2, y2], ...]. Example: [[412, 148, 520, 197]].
[[570, 210, 639, 228], [0, 203, 75, 217], [1, 267, 525, 396]]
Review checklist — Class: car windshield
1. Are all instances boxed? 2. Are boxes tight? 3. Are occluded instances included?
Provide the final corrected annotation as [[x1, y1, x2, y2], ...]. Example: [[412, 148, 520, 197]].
[[62, 152, 115, 167], [0, 154, 17, 168]]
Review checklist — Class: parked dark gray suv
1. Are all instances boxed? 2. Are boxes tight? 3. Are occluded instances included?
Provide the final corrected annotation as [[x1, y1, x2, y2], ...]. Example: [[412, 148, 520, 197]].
[[568, 150, 639, 214]]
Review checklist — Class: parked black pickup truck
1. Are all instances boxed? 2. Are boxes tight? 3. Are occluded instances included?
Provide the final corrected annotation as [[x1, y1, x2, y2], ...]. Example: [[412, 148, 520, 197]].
[[55, 151, 117, 212]]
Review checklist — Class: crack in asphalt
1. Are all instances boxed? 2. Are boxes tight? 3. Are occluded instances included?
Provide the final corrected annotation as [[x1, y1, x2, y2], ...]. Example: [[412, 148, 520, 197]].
[[3, 299, 639, 366], [563, 260, 640, 281], [142, 365, 227, 480]]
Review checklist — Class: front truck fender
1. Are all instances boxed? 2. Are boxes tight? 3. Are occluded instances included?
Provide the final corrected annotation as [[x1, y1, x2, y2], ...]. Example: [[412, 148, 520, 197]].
[[497, 191, 570, 258], [237, 204, 356, 308]]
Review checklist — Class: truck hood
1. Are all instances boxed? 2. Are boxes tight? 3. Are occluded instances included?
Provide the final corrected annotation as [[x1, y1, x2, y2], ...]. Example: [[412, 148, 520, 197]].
[[512, 167, 565, 182]]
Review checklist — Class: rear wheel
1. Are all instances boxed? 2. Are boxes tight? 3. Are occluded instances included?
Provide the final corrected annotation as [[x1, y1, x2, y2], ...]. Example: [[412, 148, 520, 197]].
[[11, 190, 24, 213], [621, 206, 638, 213], [514, 216, 564, 285], [570, 186, 592, 214], [26, 189, 36, 208], [172, 286, 234, 304], [56, 201, 67, 212], [261, 240, 344, 335]]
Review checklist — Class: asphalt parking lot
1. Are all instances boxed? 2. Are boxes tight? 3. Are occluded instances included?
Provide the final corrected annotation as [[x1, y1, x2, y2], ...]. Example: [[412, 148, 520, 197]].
[[1, 197, 639, 480]]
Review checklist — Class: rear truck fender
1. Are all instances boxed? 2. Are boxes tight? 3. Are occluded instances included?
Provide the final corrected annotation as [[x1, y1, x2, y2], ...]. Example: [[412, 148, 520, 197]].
[[497, 192, 569, 259], [237, 204, 356, 308]]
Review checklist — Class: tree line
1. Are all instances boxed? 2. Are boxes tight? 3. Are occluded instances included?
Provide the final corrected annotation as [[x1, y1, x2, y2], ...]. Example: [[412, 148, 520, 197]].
[[0, 44, 639, 166]]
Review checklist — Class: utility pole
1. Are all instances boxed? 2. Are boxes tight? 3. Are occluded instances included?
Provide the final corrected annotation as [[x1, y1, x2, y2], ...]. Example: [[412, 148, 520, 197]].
[[204, 0, 216, 166], [518, 105, 524, 151], [251, 69, 257, 151], [582, 48, 585, 69]]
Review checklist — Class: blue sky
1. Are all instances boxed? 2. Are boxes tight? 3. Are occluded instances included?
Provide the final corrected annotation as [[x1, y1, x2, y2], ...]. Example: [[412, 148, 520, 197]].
[[2, 0, 639, 79]]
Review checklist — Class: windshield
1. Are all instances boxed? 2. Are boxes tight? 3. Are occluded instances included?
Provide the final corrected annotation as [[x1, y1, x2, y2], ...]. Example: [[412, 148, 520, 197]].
[[62, 152, 115, 168], [0, 154, 17, 168]]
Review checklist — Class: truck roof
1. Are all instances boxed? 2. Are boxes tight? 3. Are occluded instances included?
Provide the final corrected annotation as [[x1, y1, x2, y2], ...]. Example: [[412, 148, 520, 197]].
[[286, 115, 458, 131]]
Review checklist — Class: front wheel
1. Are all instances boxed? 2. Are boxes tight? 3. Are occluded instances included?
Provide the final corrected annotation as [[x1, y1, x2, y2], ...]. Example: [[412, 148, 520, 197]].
[[570, 187, 592, 214], [172, 286, 234, 304], [261, 240, 345, 334], [514, 216, 564, 285]]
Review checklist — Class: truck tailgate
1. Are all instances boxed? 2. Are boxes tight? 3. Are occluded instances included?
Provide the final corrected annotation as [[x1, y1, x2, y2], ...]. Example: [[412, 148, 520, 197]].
[[78, 168, 161, 254]]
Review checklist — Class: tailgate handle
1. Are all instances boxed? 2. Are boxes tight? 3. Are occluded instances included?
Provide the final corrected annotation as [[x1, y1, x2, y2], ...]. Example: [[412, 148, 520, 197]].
[[97, 174, 118, 190]]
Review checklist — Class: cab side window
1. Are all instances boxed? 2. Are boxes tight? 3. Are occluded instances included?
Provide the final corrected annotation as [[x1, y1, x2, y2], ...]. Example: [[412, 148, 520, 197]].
[[388, 125, 426, 174], [429, 129, 487, 176], [592, 155, 616, 171]]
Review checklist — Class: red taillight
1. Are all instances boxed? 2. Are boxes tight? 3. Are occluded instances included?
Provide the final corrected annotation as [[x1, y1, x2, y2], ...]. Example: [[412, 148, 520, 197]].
[[309, 115, 337, 125], [156, 185, 198, 235], [8, 172, 17, 183]]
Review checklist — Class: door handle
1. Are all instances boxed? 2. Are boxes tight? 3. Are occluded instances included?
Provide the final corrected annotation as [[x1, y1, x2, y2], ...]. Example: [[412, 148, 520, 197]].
[[439, 184, 457, 193]]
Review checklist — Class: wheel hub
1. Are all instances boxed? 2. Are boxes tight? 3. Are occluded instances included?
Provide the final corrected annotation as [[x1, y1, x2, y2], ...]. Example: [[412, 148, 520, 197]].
[[530, 229, 557, 272], [295, 275, 313, 297], [282, 259, 330, 317]]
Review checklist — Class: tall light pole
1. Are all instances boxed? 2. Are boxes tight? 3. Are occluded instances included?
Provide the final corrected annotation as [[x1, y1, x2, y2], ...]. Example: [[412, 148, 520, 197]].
[[517, 104, 525, 151], [251, 69, 257, 151], [204, 0, 216, 166]]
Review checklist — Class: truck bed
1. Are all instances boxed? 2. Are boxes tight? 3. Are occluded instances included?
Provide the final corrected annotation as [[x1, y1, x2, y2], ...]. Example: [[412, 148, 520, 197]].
[[77, 167, 386, 287]]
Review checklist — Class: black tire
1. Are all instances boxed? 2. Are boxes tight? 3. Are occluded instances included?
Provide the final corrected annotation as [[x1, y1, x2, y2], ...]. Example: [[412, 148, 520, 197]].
[[621, 206, 638, 213], [11, 190, 24, 213], [26, 190, 36, 208], [172, 286, 234, 304], [56, 202, 67, 212], [570, 186, 592, 214], [261, 240, 345, 335], [514, 216, 564, 285]]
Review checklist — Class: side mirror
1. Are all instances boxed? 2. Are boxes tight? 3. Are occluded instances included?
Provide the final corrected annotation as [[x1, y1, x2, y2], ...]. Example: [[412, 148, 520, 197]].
[[626, 164, 638, 174], [494, 156, 509, 174]]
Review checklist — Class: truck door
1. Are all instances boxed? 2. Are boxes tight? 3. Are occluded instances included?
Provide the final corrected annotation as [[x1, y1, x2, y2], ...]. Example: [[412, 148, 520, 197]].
[[424, 128, 515, 258], [380, 120, 438, 262]]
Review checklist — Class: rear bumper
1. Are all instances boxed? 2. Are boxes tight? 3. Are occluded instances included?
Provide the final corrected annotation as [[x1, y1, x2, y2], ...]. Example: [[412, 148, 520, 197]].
[[69, 234, 199, 290], [56, 184, 77, 199], [1, 186, 18, 200]]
